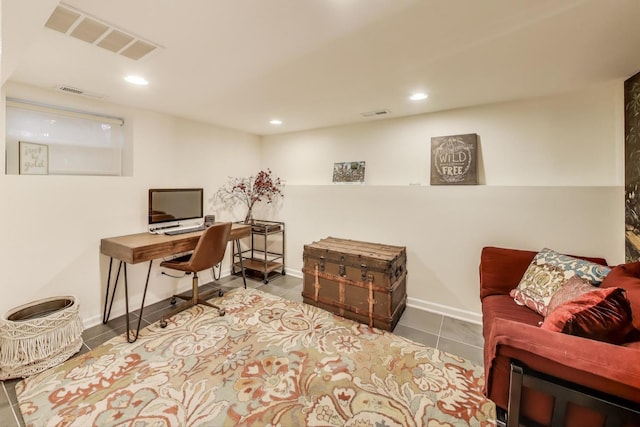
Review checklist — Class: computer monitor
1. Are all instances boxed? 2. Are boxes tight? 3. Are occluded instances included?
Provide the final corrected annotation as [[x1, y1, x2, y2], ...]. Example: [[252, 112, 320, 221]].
[[148, 188, 203, 229]]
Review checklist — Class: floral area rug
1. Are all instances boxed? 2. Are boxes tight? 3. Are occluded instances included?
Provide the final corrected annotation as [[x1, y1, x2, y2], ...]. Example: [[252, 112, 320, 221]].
[[16, 288, 495, 426]]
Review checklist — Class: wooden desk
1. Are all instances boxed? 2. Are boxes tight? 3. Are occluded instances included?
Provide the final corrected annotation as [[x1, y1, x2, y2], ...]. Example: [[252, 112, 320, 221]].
[[100, 223, 251, 342], [101, 223, 251, 263]]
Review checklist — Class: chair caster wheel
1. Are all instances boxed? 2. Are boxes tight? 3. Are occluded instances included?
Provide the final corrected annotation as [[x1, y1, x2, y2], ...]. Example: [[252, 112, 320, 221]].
[[218, 290, 224, 297], [170, 297, 177, 305], [159, 319, 167, 328], [219, 310, 226, 316]]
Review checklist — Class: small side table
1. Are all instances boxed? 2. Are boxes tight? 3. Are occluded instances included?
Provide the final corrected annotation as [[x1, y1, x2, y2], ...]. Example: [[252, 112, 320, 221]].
[[232, 220, 285, 283]]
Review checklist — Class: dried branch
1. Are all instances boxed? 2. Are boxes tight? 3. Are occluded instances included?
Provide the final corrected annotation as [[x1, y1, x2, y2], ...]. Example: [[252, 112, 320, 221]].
[[216, 169, 284, 222]]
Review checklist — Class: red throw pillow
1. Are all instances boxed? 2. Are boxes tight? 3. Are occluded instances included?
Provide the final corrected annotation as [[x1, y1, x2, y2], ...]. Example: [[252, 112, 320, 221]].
[[600, 262, 640, 330], [541, 287, 634, 344]]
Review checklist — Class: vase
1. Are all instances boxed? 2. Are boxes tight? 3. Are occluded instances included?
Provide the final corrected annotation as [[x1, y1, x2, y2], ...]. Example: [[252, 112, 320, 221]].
[[244, 209, 253, 224]]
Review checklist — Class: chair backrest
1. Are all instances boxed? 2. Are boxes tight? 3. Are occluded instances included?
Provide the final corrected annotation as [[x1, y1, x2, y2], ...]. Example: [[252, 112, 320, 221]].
[[186, 222, 232, 272]]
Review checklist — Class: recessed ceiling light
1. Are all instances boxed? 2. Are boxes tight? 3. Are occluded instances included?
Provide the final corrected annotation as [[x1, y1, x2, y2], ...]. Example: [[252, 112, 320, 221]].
[[124, 75, 149, 85], [270, 119, 283, 125], [409, 92, 428, 101]]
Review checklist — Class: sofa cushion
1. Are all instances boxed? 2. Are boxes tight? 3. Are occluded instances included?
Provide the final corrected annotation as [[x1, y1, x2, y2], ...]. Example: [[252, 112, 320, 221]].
[[479, 247, 539, 299], [601, 262, 640, 330], [479, 246, 607, 301], [541, 286, 634, 344], [510, 248, 611, 316]]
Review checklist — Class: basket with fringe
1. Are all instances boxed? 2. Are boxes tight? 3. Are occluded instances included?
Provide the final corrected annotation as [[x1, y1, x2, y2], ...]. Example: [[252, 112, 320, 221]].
[[0, 296, 83, 380]]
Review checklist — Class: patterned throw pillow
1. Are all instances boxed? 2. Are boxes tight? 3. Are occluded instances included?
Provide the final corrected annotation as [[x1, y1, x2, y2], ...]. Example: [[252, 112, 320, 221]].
[[546, 276, 598, 315], [510, 248, 610, 316]]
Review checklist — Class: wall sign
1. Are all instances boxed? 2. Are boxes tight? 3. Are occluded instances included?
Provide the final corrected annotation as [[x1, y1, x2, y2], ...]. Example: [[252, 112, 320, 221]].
[[19, 141, 49, 175], [430, 133, 478, 185]]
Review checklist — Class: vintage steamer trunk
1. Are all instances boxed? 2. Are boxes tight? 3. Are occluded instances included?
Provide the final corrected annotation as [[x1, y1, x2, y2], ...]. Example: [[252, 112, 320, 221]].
[[302, 237, 407, 331]]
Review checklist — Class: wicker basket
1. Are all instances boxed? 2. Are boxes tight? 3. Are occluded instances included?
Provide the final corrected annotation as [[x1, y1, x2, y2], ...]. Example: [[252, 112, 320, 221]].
[[0, 296, 83, 380]]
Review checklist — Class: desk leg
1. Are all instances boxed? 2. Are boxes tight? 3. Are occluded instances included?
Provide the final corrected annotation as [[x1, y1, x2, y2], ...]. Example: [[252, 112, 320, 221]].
[[102, 258, 123, 324], [123, 261, 153, 343], [236, 239, 247, 289]]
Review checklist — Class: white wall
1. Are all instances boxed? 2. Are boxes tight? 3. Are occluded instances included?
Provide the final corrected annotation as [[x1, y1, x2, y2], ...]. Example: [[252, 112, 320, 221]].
[[0, 83, 261, 326], [262, 82, 625, 322], [263, 82, 623, 186], [0, 81, 626, 327]]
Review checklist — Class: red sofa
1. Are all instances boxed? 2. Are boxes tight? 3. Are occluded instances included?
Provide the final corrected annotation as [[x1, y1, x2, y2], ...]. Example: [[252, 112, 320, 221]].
[[480, 246, 640, 426]]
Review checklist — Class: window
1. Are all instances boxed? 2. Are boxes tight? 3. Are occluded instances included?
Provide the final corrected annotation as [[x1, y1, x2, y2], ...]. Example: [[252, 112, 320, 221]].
[[5, 98, 125, 176]]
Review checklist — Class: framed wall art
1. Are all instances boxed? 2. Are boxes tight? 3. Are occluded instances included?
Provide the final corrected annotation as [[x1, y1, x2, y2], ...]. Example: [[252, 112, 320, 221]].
[[19, 141, 49, 175], [430, 133, 478, 185], [333, 161, 365, 183], [625, 71, 640, 261]]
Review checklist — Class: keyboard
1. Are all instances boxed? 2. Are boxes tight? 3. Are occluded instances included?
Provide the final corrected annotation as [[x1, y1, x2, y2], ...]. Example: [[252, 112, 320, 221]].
[[165, 225, 206, 235]]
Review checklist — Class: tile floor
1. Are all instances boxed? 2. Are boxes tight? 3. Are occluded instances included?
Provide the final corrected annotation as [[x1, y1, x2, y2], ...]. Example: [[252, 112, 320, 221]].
[[0, 274, 484, 426]]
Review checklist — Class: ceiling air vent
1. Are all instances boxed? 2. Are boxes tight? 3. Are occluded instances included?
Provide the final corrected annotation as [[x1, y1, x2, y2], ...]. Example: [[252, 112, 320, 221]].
[[45, 3, 162, 61], [57, 85, 84, 95], [56, 85, 105, 99], [360, 109, 390, 118]]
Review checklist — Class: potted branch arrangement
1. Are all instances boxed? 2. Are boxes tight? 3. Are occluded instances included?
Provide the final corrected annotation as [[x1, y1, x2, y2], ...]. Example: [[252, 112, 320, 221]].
[[216, 169, 284, 224]]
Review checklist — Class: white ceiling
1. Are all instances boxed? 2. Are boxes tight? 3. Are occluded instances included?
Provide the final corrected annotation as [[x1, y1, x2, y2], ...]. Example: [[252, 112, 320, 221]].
[[4, 0, 640, 136]]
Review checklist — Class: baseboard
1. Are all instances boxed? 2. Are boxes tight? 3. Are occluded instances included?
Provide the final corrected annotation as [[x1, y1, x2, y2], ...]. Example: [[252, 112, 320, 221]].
[[407, 297, 482, 325], [284, 267, 482, 325], [83, 266, 238, 330], [83, 313, 102, 329], [284, 267, 303, 278], [86, 268, 481, 329]]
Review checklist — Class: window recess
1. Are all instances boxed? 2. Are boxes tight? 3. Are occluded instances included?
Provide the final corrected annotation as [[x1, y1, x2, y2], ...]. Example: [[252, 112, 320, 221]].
[[5, 98, 125, 176]]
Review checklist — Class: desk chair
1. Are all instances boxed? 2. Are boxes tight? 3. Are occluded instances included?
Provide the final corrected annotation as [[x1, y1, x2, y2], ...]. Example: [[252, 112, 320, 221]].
[[158, 222, 232, 328]]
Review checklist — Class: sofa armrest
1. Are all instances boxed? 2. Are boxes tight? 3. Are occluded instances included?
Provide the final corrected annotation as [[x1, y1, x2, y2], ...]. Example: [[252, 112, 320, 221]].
[[485, 318, 640, 406]]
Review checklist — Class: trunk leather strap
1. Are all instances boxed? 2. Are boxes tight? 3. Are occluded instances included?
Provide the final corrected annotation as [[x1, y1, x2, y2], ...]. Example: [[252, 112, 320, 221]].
[[314, 264, 320, 302], [367, 275, 374, 327], [339, 281, 345, 316]]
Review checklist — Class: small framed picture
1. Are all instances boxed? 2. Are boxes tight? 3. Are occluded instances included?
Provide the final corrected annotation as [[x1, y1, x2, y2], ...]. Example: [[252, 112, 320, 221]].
[[19, 141, 49, 175], [333, 161, 365, 183]]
